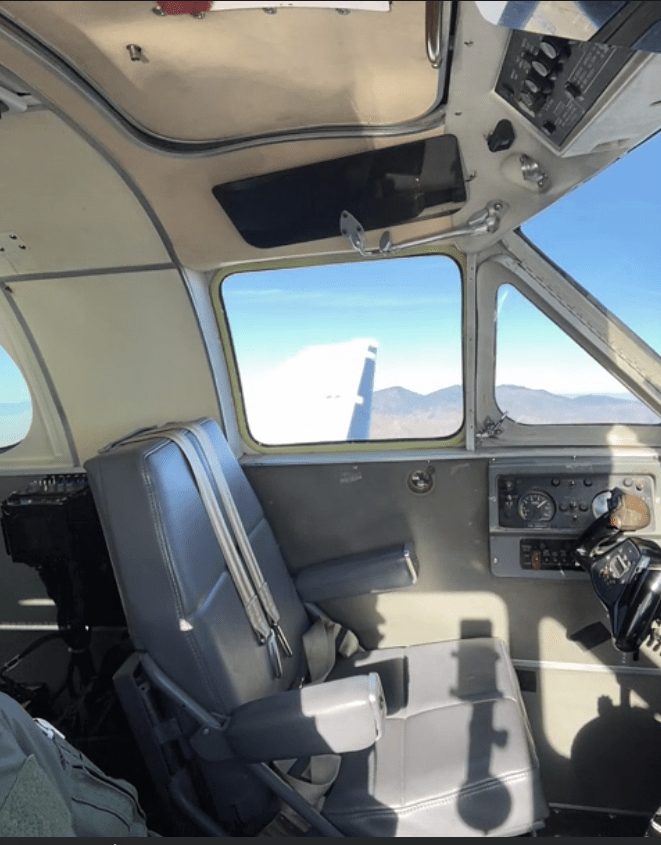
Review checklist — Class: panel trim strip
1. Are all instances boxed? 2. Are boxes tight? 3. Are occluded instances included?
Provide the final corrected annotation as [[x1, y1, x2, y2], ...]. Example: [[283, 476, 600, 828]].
[[512, 658, 661, 677], [2, 263, 175, 284]]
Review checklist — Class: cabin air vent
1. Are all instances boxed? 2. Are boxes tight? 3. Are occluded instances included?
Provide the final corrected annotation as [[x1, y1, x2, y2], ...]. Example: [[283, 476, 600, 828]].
[[500, 154, 549, 192]]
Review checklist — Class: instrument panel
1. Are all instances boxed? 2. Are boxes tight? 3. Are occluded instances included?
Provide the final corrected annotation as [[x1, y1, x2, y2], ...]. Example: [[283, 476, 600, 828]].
[[497, 473, 654, 532], [488, 459, 659, 579]]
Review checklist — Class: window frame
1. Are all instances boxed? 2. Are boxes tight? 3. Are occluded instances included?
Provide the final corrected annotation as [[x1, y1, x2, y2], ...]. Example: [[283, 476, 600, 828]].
[[0, 291, 75, 470], [475, 231, 661, 449], [212, 247, 467, 454]]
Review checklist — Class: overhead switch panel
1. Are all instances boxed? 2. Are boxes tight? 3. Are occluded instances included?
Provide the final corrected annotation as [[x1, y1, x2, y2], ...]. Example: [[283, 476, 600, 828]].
[[496, 31, 631, 147]]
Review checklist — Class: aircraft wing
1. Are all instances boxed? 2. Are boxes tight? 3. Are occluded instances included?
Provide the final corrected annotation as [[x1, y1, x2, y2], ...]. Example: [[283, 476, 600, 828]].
[[241, 338, 378, 445]]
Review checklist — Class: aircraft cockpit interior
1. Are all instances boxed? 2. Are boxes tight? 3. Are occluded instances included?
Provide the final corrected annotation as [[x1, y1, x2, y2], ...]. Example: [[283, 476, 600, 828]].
[[2, 0, 661, 837]]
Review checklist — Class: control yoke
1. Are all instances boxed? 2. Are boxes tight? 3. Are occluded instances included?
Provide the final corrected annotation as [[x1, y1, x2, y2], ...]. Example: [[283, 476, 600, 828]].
[[575, 488, 661, 654], [609, 490, 651, 531]]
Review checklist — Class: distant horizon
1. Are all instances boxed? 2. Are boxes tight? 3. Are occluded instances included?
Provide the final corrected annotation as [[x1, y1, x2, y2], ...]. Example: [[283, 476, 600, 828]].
[[373, 383, 635, 399]]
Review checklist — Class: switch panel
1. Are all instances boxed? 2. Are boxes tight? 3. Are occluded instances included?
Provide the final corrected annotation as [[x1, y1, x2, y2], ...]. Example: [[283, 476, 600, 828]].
[[495, 32, 631, 147], [520, 538, 582, 571]]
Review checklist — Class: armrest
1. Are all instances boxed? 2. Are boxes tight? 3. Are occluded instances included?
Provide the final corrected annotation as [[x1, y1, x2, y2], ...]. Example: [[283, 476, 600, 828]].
[[295, 543, 418, 603], [225, 673, 386, 763]]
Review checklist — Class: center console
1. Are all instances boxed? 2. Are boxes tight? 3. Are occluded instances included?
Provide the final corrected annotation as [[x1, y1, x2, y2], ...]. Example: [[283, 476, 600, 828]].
[[488, 458, 659, 578]]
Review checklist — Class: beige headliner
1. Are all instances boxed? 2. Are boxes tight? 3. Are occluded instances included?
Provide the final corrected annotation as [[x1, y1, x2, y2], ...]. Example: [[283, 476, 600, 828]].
[[0, 0, 439, 142], [0, 109, 170, 276], [0, 2, 657, 272]]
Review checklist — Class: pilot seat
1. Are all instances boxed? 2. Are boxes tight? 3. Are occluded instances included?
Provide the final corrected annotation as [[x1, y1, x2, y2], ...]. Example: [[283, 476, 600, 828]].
[[84, 418, 547, 837]]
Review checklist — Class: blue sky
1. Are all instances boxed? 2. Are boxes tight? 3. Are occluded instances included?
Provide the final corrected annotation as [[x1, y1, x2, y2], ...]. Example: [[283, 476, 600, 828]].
[[0, 342, 31, 446], [523, 130, 661, 360], [223, 256, 463, 395], [0, 344, 30, 405]]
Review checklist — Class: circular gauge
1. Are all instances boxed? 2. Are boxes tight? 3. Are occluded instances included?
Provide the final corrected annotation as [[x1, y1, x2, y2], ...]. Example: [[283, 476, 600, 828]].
[[518, 491, 555, 523], [592, 490, 612, 519]]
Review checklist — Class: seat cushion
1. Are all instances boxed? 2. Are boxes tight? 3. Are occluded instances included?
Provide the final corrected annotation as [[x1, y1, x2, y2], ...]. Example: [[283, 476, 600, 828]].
[[324, 638, 547, 837]]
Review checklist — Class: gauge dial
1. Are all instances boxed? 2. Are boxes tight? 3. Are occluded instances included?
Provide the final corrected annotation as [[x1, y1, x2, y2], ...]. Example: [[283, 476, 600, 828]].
[[592, 490, 612, 518], [518, 491, 555, 523]]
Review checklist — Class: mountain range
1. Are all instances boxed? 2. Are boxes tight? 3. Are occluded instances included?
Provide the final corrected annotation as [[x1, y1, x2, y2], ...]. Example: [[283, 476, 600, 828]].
[[369, 384, 658, 439]]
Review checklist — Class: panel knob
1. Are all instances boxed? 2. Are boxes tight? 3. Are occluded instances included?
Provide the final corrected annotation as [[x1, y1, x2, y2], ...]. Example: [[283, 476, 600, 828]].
[[539, 37, 570, 62]]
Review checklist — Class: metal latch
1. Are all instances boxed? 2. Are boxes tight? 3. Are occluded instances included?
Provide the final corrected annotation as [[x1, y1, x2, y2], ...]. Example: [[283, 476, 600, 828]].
[[476, 410, 509, 441], [341, 200, 509, 257]]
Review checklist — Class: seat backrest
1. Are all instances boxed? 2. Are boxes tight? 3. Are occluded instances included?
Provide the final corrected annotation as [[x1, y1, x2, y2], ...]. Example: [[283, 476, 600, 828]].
[[85, 418, 309, 714]]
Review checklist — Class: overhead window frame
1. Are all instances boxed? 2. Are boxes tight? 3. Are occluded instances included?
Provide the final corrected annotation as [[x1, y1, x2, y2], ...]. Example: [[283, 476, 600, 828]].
[[475, 230, 661, 449], [211, 246, 467, 455]]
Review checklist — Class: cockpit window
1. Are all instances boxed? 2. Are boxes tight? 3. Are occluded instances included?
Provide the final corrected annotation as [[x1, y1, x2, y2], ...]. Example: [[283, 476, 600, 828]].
[[522, 130, 661, 362], [496, 285, 660, 425], [219, 255, 463, 447], [0, 343, 32, 450]]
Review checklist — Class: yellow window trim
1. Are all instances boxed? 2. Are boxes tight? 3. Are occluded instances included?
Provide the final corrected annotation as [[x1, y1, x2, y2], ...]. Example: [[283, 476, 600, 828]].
[[212, 245, 467, 454]]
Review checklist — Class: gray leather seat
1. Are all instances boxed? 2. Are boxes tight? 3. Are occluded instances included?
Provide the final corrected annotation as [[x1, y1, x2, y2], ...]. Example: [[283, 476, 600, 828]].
[[325, 640, 544, 836], [85, 418, 547, 837]]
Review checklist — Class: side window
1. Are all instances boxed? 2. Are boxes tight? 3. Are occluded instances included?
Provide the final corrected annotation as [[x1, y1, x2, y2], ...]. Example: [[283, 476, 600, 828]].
[[220, 255, 463, 446], [496, 285, 660, 425], [0, 343, 32, 449], [522, 131, 661, 361]]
